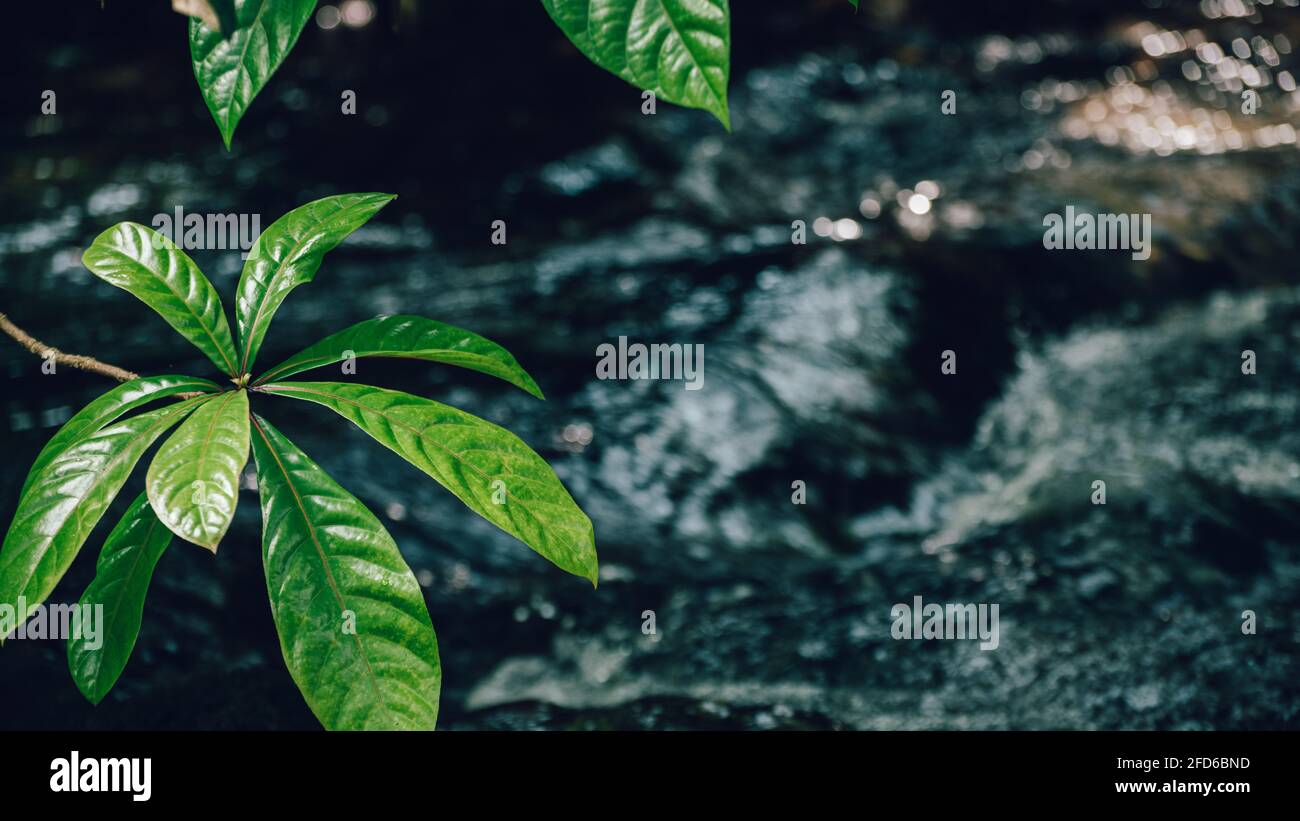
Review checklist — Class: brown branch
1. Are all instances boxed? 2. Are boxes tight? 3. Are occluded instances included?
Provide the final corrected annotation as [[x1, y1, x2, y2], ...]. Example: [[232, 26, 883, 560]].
[[0, 311, 140, 382]]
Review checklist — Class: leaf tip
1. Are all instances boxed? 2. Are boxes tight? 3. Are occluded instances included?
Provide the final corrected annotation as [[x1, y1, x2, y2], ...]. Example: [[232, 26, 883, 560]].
[[715, 101, 732, 132], [75, 681, 107, 707]]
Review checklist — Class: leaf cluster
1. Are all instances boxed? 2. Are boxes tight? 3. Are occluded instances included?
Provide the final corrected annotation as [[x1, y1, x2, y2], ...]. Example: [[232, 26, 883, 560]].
[[0, 194, 596, 729]]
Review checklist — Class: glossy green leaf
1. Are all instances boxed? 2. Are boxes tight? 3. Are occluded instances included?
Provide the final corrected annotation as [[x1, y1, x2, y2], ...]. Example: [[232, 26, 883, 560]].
[[146, 390, 250, 551], [189, 0, 317, 148], [541, 0, 731, 128], [849, 0, 859, 8], [261, 381, 597, 584], [254, 314, 544, 398], [0, 398, 209, 642], [82, 222, 241, 377], [19, 375, 220, 501], [250, 414, 441, 729], [235, 193, 396, 374], [67, 492, 173, 705]]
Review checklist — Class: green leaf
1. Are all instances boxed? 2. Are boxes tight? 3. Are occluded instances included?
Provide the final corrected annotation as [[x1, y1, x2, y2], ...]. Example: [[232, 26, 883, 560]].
[[235, 193, 396, 374], [261, 381, 598, 584], [0, 397, 210, 642], [146, 390, 250, 551], [254, 314, 544, 398], [67, 492, 173, 705], [849, 0, 859, 8], [82, 222, 241, 377], [541, 0, 732, 129], [250, 414, 441, 729], [189, 0, 317, 148], [19, 375, 220, 501]]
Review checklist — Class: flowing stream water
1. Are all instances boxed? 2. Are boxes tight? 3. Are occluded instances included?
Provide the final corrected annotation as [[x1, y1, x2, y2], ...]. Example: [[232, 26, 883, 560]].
[[0, 1, 1297, 729]]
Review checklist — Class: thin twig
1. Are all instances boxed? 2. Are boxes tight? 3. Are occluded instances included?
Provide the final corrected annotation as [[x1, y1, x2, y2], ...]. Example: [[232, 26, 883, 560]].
[[0, 312, 219, 398], [0, 311, 139, 382]]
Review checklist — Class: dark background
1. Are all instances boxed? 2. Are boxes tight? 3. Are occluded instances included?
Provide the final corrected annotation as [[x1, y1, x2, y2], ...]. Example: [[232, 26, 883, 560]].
[[0, 0, 1297, 729]]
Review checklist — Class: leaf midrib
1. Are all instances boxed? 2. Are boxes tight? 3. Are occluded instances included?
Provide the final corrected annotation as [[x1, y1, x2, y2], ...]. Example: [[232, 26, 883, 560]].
[[9, 398, 206, 603], [104, 239, 238, 376], [250, 415, 383, 713], [256, 350, 492, 387], [190, 390, 239, 541], [263, 384, 589, 547], [642, 0, 728, 113], [87, 511, 163, 690], [221, 0, 273, 129], [238, 198, 383, 374]]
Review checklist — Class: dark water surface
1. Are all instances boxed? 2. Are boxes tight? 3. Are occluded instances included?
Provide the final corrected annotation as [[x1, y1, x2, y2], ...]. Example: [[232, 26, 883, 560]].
[[1, 1, 1298, 729]]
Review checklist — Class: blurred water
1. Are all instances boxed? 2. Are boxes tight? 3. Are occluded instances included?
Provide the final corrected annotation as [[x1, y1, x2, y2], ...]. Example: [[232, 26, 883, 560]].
[[0, 1, 1298, 729]]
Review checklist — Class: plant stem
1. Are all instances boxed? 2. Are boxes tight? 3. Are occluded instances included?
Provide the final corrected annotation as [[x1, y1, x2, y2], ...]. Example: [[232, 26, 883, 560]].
[[0, 311, 140, 382]]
